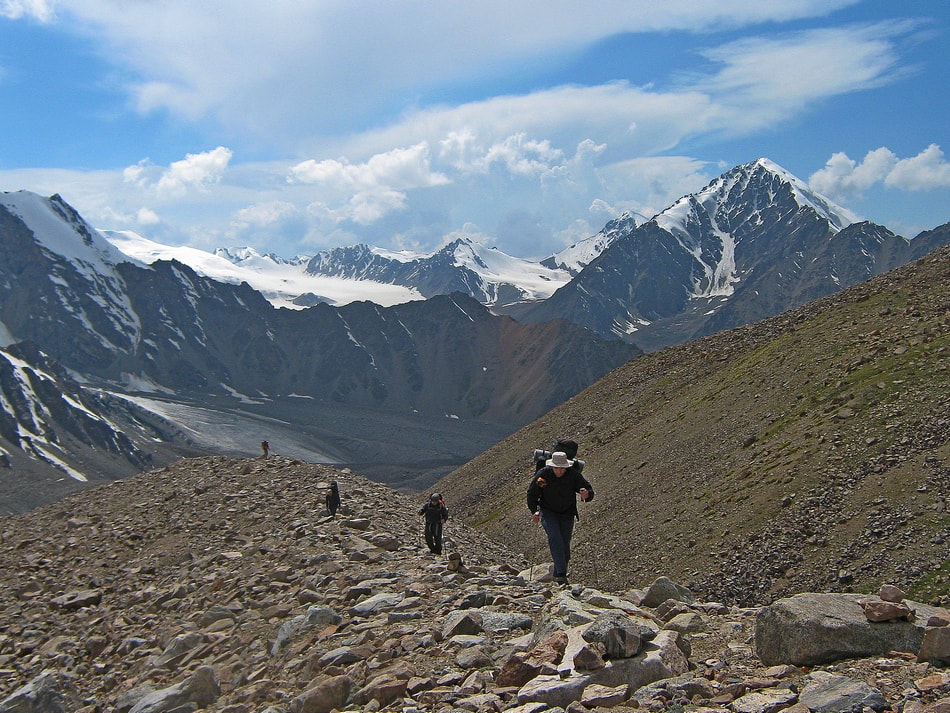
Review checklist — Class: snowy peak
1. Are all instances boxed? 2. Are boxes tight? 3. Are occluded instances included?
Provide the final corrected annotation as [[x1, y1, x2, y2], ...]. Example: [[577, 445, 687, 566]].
[[305, 237, 571, 307], [214, 246, 309, 267], [1, 191, 142, 352], [1, 191, 132, 268], [744, 158, 858, 230], [105, 233, 421, 310], [518, 157, 938, 352], [543, 211, 646, 275]]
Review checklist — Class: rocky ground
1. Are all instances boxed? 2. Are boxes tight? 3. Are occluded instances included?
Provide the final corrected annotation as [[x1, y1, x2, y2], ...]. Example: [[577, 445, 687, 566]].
[[0, 456, 947, 713]]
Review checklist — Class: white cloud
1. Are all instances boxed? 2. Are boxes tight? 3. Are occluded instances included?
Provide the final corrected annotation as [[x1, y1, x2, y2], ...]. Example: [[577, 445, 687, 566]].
[[136, 207, 161, 225], [0, 0, 54, 21], [36, 1, 860, 142], [885, 144, 950, 191], [810, 145, 950, 200], [696, 23, 908, 133], [289, 143, 448, 226], [156, 147, 233, 194], [1, 2, 939, 259], [121, 147, 233, 196]]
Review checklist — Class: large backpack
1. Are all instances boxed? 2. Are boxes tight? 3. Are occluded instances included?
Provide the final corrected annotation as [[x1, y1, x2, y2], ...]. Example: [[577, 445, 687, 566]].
[[532, 439, 584, 473]]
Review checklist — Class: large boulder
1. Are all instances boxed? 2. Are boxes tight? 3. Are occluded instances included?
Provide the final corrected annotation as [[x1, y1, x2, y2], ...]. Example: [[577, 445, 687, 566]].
[[754, 593, 944, 666]]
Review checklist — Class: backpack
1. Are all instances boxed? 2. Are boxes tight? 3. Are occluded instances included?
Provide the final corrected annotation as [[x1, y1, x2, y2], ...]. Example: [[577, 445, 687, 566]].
[[532, 439, 584, 473]]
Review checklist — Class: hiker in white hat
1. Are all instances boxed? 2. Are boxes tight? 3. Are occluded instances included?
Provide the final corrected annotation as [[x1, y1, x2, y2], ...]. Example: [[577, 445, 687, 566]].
[[526, 450, 594, 585]]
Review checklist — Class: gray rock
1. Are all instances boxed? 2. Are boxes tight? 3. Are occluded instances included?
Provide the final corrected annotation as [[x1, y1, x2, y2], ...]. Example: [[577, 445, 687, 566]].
[[918, 626, 950, 664], [754, 593, 940, 666], [0, 672, 80, 713], [640, 577, 695, 607], [798, 671, 887, 713], [128, 666, 220, 713]]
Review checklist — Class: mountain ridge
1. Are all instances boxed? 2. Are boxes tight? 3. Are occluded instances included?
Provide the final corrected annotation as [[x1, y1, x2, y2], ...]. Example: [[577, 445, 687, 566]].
[[515, 159, 948, 350], [1, 454, 946, 712]]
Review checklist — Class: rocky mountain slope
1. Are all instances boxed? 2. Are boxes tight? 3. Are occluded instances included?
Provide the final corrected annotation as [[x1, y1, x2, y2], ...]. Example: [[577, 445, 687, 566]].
[[0, 455, 947, 713], [516, 159, 949, 351], [438, 245, 950, 607]]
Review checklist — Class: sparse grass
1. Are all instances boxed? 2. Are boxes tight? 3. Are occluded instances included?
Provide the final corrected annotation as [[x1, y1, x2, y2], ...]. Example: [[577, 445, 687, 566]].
[[907, 556, 950, 603], [440, 246, 950, 604]]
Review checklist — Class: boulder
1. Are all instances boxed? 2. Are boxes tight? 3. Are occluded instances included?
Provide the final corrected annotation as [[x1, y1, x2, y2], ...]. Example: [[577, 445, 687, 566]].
[[640, 577, 695, 607], [754, 593, 940, 666]]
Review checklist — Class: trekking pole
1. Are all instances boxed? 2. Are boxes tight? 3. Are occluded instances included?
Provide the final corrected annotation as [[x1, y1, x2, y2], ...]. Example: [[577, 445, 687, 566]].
[[534, 511, 547, 583], [582, 498, 600, 589]]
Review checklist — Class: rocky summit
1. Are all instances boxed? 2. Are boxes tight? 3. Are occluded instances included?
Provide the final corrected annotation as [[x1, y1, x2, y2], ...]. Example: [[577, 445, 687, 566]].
[[0, 456, 948, 713]]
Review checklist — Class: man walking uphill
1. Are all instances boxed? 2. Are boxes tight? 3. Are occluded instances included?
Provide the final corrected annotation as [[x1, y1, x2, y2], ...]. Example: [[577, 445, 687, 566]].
[[527, 451, 593, 585], [419, 493, 449, 555]]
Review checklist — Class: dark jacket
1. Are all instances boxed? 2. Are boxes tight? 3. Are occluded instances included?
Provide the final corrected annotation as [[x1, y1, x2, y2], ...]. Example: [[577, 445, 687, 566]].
[[527, 465, 594, 519], [326, 483, 341, 510], [419, 500, 449, 524]]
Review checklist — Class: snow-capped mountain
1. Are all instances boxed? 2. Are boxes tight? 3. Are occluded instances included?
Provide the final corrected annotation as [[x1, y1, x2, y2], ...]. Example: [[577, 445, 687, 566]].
[[517, 158, 948, 350], [303, 238, 571, 308], [0, 191, 143, 357], [103, 231, 424, 309], [0, 190, 639, 493], [541, 210, 647, 275], [104, 232, 580, 311]]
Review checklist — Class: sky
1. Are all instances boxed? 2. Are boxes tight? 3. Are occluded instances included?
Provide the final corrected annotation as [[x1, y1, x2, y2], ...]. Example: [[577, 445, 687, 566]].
[[0, 1, 947, 261]]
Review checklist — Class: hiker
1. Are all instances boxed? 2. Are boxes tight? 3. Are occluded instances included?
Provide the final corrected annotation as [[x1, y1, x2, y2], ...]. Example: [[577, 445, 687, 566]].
[[261, 440, 269, 458], [527, 451, 594, 585], [418, 492, 449, 555], [326, 480, 341, 517]]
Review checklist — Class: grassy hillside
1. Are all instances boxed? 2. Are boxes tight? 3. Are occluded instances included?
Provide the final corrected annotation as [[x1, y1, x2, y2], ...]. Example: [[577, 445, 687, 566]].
[[437, 245, 949, 606]]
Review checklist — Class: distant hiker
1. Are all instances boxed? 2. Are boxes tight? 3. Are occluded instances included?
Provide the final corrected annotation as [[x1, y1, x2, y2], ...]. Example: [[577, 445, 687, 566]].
[[326, 481, 341, 517], [261, 440, 269, 458], [419, 492, 449, 555], [527, 451, 594, 585]]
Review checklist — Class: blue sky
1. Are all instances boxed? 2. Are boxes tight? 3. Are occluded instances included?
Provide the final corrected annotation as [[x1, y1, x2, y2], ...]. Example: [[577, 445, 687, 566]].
[[0, 1, 947, 260]]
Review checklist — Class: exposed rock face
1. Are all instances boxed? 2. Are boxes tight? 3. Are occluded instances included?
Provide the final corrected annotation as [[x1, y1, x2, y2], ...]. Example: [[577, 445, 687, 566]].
[[0, 456, 947, 712]]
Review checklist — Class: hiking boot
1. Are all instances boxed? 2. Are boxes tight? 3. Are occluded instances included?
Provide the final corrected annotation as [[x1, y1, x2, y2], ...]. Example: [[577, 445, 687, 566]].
[[554, 575, 568, 585]]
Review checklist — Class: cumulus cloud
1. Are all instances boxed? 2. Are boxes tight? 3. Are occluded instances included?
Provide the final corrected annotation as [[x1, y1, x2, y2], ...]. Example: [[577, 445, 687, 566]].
[[288, 143, 448, 226], [156, 147, 233, 194], [810, 144, 950, 200], [136, 207, 161, 226], [885, 144, 950, 190], [122, 147, 233, 195]]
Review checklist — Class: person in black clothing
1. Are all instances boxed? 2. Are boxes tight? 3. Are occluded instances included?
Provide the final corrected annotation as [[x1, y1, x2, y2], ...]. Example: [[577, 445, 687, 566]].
[[326, 481, 341, 517], [419, 493, 449, 555], [526, 451, 594, 584]]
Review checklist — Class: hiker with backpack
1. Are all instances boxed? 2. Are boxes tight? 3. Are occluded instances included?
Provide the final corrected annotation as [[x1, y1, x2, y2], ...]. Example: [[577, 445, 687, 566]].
[[419, 493, 449, 555], [527, 447, 594, 585], [326, 481, 341, 517]]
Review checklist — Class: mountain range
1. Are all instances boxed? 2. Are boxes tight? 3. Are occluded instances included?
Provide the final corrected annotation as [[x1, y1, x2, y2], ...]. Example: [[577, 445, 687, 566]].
[[0, 191, 638, 511], [1, 157, 947, 513], [110, 158, 947, 355]]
